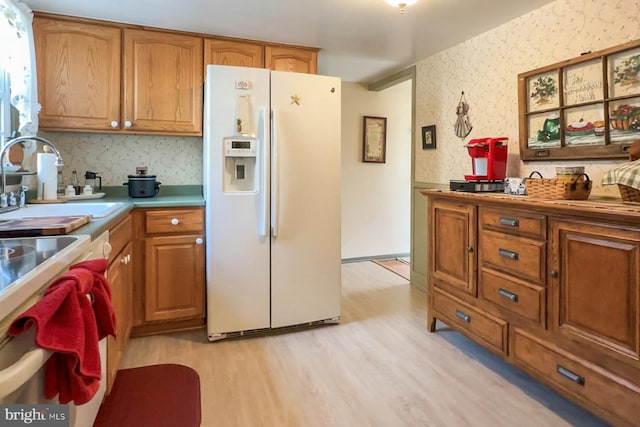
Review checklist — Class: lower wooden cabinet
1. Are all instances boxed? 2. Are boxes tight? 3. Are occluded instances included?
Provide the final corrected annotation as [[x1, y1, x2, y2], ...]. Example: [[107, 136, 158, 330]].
[[432, 288, 507, 355], [144, 234, 205, 322], [512, 328, 640, 427], [131, 207, 206, 336], [423, 190, 640, 427], [106, 215, 133, 394]]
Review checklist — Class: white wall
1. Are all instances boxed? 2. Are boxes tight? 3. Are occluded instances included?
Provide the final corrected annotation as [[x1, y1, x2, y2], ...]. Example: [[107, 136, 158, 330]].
[[414, 0, 638, 198], [341, 80, 412, 259]]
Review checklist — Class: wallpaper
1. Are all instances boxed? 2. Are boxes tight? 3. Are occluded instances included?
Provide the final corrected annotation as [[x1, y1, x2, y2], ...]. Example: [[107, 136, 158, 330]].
[[35, 131, 203, 186], [414, 0, 640, 197]]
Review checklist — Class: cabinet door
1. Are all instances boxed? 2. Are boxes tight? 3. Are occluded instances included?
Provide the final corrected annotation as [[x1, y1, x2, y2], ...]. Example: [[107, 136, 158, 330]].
[[106, 242, 133, 394], [204, 38, 264, 68], [34, 17, 121, 131], [123, 29, 203, 135], [550, 219, 640, 363], [265, 46, 317, 74], [145, 234, 205, 322], [430, 200, 477, 297]]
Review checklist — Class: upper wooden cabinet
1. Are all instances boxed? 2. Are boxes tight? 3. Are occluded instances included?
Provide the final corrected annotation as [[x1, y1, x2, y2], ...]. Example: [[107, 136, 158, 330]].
[[123, 29, 203, 134], [34, 15, 203, 135], [204, 38, 264, 68], [34, 17, 121, 131], [266, 46, 318, 74], [34, 13, 320, 134]]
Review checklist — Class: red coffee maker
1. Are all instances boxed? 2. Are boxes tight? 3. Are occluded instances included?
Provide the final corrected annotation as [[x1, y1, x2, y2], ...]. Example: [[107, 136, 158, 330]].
[[464, 137, 508, 181], [450, 137, 508, 192]]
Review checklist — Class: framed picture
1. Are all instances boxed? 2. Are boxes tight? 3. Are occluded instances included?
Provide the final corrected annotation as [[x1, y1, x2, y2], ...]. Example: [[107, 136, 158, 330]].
[[422, 125, 436, 149], [362, 116, 387, 163]]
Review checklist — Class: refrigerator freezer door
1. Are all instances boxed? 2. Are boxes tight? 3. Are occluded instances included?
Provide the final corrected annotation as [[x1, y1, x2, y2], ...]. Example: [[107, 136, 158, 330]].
[[204, 65, 271, 337], [269, 71, 342, 328]]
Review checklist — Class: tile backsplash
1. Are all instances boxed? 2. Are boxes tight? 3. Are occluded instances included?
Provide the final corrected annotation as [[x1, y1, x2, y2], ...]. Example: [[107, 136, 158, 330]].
[[34, 131, 204, 187]]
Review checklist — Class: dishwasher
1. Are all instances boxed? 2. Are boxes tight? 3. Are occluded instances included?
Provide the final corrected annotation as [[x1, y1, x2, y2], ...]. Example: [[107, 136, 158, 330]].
[[0, 231, 111, 427]]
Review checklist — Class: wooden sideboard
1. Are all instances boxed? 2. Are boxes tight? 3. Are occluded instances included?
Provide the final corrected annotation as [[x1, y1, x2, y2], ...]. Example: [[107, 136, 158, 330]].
[[422, 190, 640, 427]]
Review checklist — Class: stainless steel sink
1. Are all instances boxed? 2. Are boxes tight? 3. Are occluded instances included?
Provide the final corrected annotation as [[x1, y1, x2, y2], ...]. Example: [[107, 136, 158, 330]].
[[0, 202, 124, 219]]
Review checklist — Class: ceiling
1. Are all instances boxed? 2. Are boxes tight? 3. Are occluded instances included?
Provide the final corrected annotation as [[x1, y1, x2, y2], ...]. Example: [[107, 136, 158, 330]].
[[22, 0, 555, 83]]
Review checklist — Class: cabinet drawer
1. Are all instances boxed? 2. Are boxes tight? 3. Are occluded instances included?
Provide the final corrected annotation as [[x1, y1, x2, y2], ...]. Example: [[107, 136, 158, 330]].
[[432, 288, 507, 355], [480, 207, 546, 239], [479, 269, 545, 327], [109, 214, 132, 263], [480, 230, 545, 284], [145, 208, 203, 234], [512, 328, 640, 427]]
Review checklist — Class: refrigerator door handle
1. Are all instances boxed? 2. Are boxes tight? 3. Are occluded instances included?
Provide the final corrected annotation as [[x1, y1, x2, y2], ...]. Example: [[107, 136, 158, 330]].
[[271, 109, 279, 237], [257, 107, 268, 237]]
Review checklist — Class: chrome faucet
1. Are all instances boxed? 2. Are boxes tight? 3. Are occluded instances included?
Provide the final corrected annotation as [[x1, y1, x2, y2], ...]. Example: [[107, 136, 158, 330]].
[[0, 136, 64, 210]]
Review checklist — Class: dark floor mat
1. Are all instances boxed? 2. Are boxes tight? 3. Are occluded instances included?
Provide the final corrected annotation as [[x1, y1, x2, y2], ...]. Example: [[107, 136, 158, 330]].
[[94, 364, 201, 427]]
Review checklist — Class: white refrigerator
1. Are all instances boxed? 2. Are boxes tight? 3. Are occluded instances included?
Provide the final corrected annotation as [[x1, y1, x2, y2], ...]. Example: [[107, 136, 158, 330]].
[[203, 65, 341, 341]]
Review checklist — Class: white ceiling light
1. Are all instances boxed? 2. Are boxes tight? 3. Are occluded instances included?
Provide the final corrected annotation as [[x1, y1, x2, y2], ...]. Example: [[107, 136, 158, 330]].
[[384, 0, 419, 13]]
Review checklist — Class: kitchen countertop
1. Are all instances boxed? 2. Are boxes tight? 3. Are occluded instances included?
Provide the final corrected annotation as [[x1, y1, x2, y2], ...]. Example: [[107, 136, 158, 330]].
[[65, 185, 204, 240], [420, 189, 640, 222]]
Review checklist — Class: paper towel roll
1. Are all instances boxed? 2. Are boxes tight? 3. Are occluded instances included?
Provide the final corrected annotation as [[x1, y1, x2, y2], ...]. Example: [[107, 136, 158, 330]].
[[37, 153, 58, 200]]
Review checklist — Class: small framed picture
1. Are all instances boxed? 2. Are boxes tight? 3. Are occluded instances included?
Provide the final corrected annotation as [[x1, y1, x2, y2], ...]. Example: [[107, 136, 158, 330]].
[[363, 116, 387, 163], [422, 125, 436, 149]]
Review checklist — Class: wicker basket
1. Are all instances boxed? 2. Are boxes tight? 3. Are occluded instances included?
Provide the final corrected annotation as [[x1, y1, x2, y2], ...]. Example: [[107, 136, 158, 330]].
[[524, 171, 592, 200], [618, 184, 640, 204]]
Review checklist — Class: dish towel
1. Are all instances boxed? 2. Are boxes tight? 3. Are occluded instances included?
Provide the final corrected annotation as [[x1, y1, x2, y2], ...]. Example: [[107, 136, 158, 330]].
[[8, 259, 117, 405]]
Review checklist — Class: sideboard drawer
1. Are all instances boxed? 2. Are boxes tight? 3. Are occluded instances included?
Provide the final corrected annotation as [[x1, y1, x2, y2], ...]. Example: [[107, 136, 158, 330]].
[[480, 207, 546, 239], [480, 230, 546, 284], [432, 288, 507, 355], [512, 328, 640, 427], [479, 269, 545, 327]]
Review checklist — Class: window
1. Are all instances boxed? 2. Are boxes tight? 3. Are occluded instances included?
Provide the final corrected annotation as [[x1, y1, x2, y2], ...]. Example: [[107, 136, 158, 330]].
[[0, 0, 38, 148], [0, 69, 10, 144], [518, 39, 640, 161]]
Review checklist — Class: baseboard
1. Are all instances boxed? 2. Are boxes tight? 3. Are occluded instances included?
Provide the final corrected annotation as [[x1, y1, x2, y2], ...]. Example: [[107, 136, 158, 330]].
[[342, 253, 410, 263]]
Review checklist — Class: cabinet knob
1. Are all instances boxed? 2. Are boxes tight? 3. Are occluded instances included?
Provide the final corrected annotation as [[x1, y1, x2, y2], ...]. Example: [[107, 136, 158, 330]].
[[121, 256, 126, 264], [110, 120, 119, 128], [171, 218, 179, 225], [196, 237, 203, 245], [550, 270, 558, 278], [467, 246, 474, 253], [124, 120, 133, 128]]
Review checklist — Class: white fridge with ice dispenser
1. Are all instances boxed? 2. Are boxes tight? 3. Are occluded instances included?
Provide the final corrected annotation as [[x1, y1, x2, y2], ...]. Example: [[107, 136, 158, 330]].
[[203, 65, 341, 341]]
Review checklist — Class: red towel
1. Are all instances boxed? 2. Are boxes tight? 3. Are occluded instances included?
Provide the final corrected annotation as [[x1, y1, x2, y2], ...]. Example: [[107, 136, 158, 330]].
[[8, 259, 117, 405]]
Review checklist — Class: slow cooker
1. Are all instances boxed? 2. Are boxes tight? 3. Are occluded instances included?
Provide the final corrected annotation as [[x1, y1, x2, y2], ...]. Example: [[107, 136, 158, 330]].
[[123, 173, 161, 198]]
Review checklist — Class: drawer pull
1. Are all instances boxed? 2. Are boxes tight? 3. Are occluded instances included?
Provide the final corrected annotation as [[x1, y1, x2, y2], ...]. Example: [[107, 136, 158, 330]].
[[455, 309, 471, 323], [498, 248, 519, 260], [171, 218, 179, 225], [499, 217, 519, 227], [498, 288, 518, 302], [556, 365, 585, 386]]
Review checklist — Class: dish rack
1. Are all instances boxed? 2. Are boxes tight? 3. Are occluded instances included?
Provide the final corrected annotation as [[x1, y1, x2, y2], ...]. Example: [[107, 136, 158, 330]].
[[524, 171, 592, 200]]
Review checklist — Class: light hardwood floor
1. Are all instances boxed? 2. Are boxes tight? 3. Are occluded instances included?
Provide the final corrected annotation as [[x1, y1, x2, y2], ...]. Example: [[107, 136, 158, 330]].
[[120, 261, 609, 427]]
